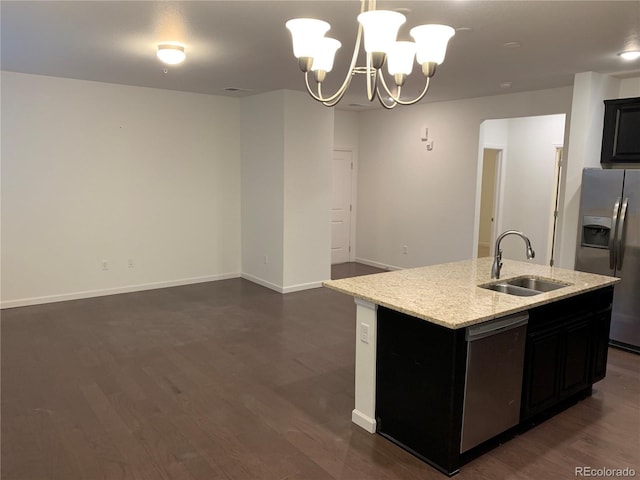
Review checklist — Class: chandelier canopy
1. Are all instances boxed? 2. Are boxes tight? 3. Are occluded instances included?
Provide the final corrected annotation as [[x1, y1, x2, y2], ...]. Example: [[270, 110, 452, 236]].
[[285, 0, 455, 109]]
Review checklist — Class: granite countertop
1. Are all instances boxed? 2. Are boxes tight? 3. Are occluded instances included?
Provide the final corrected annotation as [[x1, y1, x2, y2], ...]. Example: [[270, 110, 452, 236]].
[[323, 257, 620, 329]]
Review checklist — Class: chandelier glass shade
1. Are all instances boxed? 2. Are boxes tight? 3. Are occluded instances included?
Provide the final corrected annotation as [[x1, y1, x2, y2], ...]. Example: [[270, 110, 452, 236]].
[[285, 0, 455, 108]]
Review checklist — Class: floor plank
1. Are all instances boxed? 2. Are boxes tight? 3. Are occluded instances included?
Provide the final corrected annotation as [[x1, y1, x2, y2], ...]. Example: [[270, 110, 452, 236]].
[[2, 263, 639, 479]]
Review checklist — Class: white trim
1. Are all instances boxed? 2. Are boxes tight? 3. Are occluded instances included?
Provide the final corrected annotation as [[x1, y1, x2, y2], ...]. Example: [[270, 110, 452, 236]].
[[240, 273, 283, 293], [354, 257, 404, 271], [352, 409, 377, 433], [282, 281, 324, 294], [493, 149, 506, 255], [353, 300, 378, 434], [240, 273, 324, 294], [547, 147, 564, 265], [0, 272, 241, 309], [354, 298, 377, 309]]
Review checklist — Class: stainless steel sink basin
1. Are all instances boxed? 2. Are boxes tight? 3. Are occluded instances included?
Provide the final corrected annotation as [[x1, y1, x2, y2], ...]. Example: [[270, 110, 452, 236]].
[[480, 276, 570, 297], [503, 276, 568, 292], [482, 283, 542, 297]]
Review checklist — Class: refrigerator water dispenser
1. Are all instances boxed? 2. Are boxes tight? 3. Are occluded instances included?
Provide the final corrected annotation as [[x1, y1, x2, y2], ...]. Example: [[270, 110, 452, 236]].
[[582, 216, 612, 248]]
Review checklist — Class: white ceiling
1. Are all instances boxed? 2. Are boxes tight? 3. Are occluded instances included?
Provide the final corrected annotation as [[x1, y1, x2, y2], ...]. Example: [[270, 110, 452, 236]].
[[2, 1, 640, 110]]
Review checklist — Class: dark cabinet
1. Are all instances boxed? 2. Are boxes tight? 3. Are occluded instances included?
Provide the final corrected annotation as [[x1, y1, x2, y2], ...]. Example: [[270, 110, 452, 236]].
[[521, 287, 613, 421], [591, 312, 612, 382], [376, 307, 467, 476], [560, 318, 592, 396], [375, 287, 613, 475], [522, 328, 562, 415], [601, 97, 640, 166]]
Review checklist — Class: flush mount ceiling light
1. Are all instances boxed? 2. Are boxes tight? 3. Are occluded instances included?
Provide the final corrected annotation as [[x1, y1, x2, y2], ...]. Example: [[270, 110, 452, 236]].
[[285, 0, 455, 109], [157, 44, 186, 65], [618, 50, 640, 61]]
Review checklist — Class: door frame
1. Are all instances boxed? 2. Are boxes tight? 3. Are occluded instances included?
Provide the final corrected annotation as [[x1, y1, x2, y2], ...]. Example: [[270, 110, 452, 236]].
[[474, 145, 505, 259], [333, 147, 358, 263], [547, 146, 564, 266]]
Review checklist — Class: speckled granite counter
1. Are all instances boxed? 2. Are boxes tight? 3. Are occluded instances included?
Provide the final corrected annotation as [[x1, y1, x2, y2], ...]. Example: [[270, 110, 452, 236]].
[[324, 257, 619, 329]]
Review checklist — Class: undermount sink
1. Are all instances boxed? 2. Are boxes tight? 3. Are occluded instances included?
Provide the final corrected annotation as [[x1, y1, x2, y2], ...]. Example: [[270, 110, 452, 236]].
[[480, 276, 570, 297], [482, 283, 542, 297], [504, 277, 568, 292]]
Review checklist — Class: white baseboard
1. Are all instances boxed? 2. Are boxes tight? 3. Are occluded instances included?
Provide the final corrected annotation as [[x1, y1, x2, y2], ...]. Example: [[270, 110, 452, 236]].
[[282, 281, 324, 294], [354, 257, 404, 271], [352, 409, 377, 433], [0, 272, 241, 309], [240, 273, 283, 293], [240, 273, 324, 294]]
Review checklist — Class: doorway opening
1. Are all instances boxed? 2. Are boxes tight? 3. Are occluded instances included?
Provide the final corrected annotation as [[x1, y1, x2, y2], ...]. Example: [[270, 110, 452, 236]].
[[478, 149, 501, 258], [475, 114, 566, 265]]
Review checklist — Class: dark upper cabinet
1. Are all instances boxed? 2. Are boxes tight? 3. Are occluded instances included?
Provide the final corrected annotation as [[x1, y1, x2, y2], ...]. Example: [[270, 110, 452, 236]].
[[601, 97, 640, 166]]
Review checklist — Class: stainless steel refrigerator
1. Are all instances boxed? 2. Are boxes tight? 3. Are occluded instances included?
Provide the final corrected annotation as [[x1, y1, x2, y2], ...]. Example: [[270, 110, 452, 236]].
[[575, 169, 640, 353]]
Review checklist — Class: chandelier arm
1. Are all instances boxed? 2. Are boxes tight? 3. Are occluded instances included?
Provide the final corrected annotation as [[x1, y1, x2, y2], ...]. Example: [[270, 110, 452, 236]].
[[319, 83, 351, 107], [322, 94, 348, 108], [397, 76, 432, 105], [304, 73, 340, 104], [377, 71, 432, 106], [303, 73, 356, 107], [376, 71, 396, 100], [377, 93, 398, 109], [303, 74, 327, 103], [375, 83, 398, 109], [365, 54, 377, 102]]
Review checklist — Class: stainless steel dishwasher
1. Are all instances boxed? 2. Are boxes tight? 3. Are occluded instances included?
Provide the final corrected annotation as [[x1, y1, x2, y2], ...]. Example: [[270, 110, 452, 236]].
[[460, 312, 528, 453]]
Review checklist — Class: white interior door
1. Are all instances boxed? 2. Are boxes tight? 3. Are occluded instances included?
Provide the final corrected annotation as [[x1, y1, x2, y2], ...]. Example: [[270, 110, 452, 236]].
[[331, 150, 352, 264]]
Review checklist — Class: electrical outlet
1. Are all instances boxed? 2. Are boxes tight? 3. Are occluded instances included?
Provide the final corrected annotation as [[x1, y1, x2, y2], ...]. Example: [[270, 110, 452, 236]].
[[101, 260, 109, 271], [403, 245, 408, 255], [128, 259, 134, 269], [360, 322, 369, 344]]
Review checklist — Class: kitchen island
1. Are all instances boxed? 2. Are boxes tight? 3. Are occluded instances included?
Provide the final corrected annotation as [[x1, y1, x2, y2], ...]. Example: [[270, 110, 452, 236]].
[[324, 257, 619, 475]]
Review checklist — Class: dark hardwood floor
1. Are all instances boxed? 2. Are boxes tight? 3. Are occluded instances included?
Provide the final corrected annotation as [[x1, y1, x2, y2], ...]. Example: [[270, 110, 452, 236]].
[[2, 263, 639, 479]]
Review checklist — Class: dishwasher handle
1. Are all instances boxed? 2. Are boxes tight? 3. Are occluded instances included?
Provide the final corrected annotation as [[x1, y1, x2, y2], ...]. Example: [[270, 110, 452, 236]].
[[466, 312, 529, 342]]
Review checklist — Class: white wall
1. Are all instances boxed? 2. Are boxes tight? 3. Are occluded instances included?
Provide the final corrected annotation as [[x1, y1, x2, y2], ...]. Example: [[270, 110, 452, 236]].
[[619, 77, 640, 98], [241, 90, 332, 293], [334, 110, 359, 149], [283, 92, 332, 290], [1, 72, 241, 307], [355, 87, 573, 270], [498, 115, 566, 264], [240, 91, 285, 290], [476, 119, 509, 246], [478, 149, 497, 247]]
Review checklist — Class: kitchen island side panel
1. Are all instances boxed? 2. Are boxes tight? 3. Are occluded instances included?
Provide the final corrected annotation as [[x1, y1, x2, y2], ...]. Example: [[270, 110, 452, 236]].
[[376, 306, 467, 475]]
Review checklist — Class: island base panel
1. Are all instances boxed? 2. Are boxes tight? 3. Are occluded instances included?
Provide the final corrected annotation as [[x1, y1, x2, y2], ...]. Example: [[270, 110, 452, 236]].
[[375, 306, 467, 476]]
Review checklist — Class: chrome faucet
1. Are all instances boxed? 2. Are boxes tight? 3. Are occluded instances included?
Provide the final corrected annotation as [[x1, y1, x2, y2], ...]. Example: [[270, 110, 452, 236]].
[[491, 230, 535, 279]]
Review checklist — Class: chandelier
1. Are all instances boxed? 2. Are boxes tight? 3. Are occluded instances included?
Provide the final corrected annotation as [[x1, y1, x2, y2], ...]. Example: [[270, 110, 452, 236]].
[[285, 0, 455, 109]]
